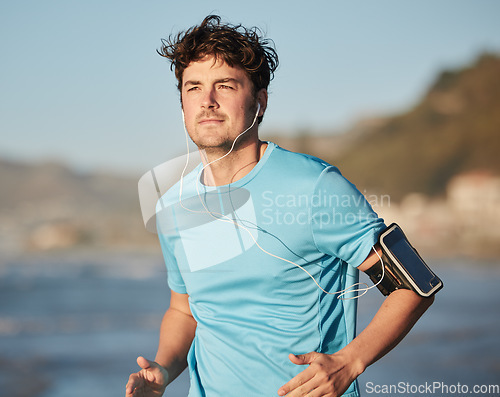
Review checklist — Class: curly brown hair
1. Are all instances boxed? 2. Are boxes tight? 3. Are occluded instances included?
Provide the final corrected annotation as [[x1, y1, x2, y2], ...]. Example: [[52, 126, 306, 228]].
[[157, 15, 279, 97]]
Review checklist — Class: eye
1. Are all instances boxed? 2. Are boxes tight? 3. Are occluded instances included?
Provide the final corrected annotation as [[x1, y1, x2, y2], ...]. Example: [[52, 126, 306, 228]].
[[187, 86, 199, 92], [218, 84, 234, 90]]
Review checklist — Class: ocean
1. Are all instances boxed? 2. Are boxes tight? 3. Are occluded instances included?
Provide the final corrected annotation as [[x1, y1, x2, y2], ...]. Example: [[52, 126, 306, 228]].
[[0, 252, 499, 397]]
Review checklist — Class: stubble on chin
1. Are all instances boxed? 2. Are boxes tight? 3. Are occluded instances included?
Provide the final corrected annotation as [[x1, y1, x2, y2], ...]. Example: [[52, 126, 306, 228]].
[[189, 101, 258, 153], [190, 125, 232, 153]]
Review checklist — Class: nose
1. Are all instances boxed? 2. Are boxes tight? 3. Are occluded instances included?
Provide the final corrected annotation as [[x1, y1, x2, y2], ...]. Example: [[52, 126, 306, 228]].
[[201, 88, 219, 110]]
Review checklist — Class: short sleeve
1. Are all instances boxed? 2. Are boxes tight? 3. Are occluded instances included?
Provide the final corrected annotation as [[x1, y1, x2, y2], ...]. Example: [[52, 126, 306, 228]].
[[310, 166, 386, 267], [158, 224, 187, 294]]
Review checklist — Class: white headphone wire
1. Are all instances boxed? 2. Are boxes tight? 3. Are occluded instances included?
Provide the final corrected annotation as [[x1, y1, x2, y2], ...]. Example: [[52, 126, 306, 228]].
[[173, 106, 384, 300]]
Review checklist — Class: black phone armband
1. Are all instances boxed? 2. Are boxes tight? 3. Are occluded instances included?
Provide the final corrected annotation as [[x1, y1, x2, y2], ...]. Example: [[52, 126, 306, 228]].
[[365, 223, 443, 298]]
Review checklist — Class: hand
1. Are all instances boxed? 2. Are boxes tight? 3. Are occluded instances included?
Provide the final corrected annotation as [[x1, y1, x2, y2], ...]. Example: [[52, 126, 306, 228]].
[[126, 356, 169, 397], [277, 352, 360, 397]]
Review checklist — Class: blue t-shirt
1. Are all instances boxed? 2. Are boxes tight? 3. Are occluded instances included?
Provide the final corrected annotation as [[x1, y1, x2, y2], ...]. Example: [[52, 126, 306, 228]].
[[157, 142, 385, 397]]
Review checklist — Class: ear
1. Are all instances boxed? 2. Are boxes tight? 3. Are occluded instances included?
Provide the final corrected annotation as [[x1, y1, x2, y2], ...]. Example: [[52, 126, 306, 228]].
[[256, 89, 268, 117]]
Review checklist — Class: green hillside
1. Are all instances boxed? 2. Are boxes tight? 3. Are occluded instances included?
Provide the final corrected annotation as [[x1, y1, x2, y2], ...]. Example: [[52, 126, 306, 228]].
[[329, 53, 500, 201]]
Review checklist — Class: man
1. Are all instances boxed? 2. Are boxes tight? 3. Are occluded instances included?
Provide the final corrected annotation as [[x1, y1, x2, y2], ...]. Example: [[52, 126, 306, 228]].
[[126, 15, 434, 397]]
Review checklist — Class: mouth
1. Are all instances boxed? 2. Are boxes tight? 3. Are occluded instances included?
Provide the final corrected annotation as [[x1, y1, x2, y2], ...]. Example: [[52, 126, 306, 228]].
[[198, 118, 224, 126]]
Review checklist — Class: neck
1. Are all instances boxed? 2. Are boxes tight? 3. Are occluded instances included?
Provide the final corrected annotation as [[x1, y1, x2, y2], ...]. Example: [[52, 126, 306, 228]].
[[200, 139, 267, 186]]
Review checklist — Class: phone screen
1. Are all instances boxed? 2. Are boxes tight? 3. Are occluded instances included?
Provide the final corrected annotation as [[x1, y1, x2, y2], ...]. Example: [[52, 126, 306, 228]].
[[384, 226, 440, 294]]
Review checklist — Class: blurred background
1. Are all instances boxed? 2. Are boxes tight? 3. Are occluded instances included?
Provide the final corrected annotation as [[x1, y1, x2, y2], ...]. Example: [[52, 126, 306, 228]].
[[1, 1, 499, 396]]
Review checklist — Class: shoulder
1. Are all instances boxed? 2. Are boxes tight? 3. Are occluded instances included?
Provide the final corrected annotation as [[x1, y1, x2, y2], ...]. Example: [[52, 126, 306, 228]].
[[266, 142, 336, 177], [264, 143, 369, 204], [265, 142, 349, 191]]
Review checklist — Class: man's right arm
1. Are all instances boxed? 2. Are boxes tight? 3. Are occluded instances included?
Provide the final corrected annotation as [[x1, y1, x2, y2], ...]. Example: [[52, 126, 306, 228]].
[[155, 291, 197, 380], [126, 291, 196, 397]]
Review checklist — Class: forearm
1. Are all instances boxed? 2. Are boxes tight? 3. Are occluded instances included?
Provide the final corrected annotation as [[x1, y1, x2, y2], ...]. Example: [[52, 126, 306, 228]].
[[343, 289, 434, 376], [154, 306, 197, 385]]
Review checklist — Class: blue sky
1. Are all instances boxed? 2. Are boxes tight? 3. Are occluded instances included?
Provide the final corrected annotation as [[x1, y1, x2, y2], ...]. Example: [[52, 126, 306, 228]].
[[1, 0, 499, 175]]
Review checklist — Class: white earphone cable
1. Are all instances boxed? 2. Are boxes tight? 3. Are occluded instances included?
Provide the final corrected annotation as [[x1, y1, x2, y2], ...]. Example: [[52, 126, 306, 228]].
[[174, 105, 384, 300]]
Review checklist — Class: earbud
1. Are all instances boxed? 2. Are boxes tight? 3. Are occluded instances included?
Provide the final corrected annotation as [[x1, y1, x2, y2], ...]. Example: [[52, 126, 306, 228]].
[[256, 102, 261, 116]]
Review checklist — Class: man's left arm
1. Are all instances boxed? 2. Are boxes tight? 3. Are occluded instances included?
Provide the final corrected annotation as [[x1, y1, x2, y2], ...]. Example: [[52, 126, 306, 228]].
[[278, 245, 434, 397]]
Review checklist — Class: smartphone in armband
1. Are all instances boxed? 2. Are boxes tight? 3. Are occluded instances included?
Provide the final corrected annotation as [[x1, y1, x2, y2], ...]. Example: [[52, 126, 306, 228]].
[[379, 223, 443, 297]]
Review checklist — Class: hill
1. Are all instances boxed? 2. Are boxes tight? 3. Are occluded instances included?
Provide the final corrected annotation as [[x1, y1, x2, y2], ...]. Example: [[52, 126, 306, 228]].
[[269, 53, 500, 202], [0, 159, 156, 254]]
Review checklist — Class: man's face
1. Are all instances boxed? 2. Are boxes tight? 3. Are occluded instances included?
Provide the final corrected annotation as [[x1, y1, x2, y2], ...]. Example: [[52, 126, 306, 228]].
[[181, 56, 261, 151]]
